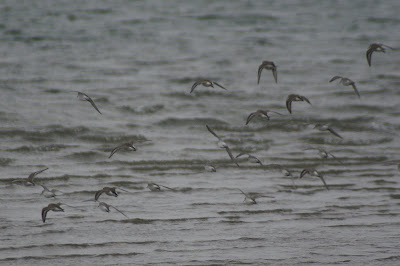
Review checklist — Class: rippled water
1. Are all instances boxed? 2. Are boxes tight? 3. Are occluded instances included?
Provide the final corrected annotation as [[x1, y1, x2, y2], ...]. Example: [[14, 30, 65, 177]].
[[1, 0, 400, 264]]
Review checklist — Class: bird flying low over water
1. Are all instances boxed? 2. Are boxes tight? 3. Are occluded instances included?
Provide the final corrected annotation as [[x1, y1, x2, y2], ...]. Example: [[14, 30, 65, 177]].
[[329, 76, 360, 98], [366, 43, 393, 67], [147, 182, 175, 191], [109, 142, 137, 158], [74, 91, 102, 114], [190, 79, 227, 93], [299, 169, 329, 190], [238, 189, 273, 204], [12, 167, 49, 186], [39, 184, 63, 198], [313, 124, 343, 139], [98, 202, 128, 218], [94, 187, 130, 201], [245, 109, 283, 125], [257, 60, 277, 84], [206, 125, 239, 167], [286, 94, 311, 114], [304, 147, 343, 164], [42, 203, 64, 223], [236, 153, 263, 166]]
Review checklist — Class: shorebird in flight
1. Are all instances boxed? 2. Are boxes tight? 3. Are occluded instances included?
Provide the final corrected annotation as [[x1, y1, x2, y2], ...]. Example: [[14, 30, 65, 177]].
[[74, 91, 102, 114], [205, 164, 217, 172], [39, 184, 63, 198], [98, 202, 128, 218], [366, 43, 393, 67], [257, 61, 277, 84], [245, 109, 283, 125], [286, 94, 311, 114], [238, 189, 273, 204], [304, 147, 343, 164], [147, 182, 174, 191], [190, 79, 227, 93], [313, 124, 343, 139], [299, 169, 329, 190], [42, 203, 64, 223], [109, 139, 151, 158], [12, 167, 49, 186], [206, 125, 239, 167], [329, 76, 360, 98], [236, 153, 263, 166], [94, 187, 130, 201]]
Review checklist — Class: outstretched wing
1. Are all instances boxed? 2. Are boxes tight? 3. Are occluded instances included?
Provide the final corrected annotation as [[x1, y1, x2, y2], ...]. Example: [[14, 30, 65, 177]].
[[329, 76, 342, 83], [94, 190, 104, 201], [366, 48, 373, 67], [299, 169, 309, 178], [30, 167, 49, 179], [110, 205, 129, 218], [300, 95, 311, 105], [225, 146, 239, 167], [272, 67, 278, 83], [318, 176, 329, 190], [109, 144, 126, 158], [351, 83, 360, 98], [327, 128, 343, 139], [246, 111, 259, 125], [257, 63, 265, 84], [213, 82, 227, 90], [190, 81, 201, 93], [42, 207, 49, 223], [158, 184, 175, 191], [86, 97, 102, 114], [236, 152, 248, 158], [327, 151, 343, 164], [286, 98, 293, 114], [206, 125, 221, 140]]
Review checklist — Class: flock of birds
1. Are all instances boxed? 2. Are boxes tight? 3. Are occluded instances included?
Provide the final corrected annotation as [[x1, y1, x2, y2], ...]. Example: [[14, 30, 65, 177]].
[[9, 42, 395, 223]]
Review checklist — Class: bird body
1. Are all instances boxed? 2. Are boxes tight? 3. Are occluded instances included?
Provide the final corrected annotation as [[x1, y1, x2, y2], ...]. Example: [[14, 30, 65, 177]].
[[98, 202, 128, 218], [246, 109, 282, 125], [286, 94, 311, 114], [299, 169, 329, 190], [42, 203, 64, 223], [109, 142, 137, 158], [257, 61, 277, 84], [190, 79, 227, 93], [206, 125, 239, 167], [329, 76, 360, 98]]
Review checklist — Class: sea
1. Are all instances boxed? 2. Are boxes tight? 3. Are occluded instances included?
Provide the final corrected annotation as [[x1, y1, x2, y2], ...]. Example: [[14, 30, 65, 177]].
[[1, 0, 400, 265]]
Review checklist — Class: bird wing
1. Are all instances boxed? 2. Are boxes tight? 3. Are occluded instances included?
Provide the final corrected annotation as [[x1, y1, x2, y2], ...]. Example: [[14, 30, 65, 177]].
[[366, 48, 373, 67], [110, 205, 129, 218], [299, 169, 309, 178], [272, 67, 278, 83], [327, 128, 343, 139], [327, 152, 344, 164], [190, 81, 201, 93], [286, 97, 293, 114], [225, 146, 239, 167], [41, 207, 49, 223], [351, 83, 361, 98], [158, 184, 175, 190], [94, 190, 104, 201], [329, 76, 342, 83], [109, 144, 126, 158], [30, 167, 49, 179], [318, 176, 329, 190], [257, 64, 265, 84], [40, 184, 51, 193], [268, 110, 283, 116], [236, 152, 248, 158], [246, 111, 259, 125], [206, 125, 221, 140], [300, 95, 311, 105], [86, 97, 102, 114], [212, 82, 227, 90]]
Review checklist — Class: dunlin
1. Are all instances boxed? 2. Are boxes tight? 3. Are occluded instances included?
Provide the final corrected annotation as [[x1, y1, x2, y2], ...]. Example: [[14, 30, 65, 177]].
[[236, 153, 263, 166], [245, 109, 283, 125], [206, 125, 239, 167], [238, 189, 273, 204], [12, 167, 49, 186], [98, 202, 128, 218], [366, 43, 393, 66], [190, 79, 227, 93], [42, 203, 64, 223], [74, 91, 102, 114], [147, 182, 174, 191], [286, 94, 311, 114], [329, 76, 360, 98], [299, 169, 329, 190], [257, 61, 277, 84], [313, 124, 343, 139]]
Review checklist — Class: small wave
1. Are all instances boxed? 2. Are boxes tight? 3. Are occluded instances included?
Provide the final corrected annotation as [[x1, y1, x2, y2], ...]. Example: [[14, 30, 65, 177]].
[[7, 144, 71, 152], [63, 151, 104, 160], [117, 104, 164, 114], [0, 158, 13, 166], [157, 117, 229, 127]]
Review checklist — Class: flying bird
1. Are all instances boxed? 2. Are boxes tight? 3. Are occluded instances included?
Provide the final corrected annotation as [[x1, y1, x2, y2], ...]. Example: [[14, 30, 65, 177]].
[[39, 184, 63, 198], [304, 147, 343, 164], [205, 164, 217, 172], [313, 124, 343, 139], [147, 182, 174, 191], [12, 167, 49, 186], [245, 109, 283, 125], [299, 169, 329, 190], [74, 91, 102, 114], [238, 189, 273, 204], [190, 79, 227, 93], [41, 203, 64, 223], [98, 202, 128, 218], [286, 94, 311, 114], [206, 125, 239, 167], [94, 187, 129, 201], [366, 43, 393, 66], [236, 153, 263, 166], [329, 76, 360, 98], [257, 61, 277, 84], [109, 142, 136, 158]]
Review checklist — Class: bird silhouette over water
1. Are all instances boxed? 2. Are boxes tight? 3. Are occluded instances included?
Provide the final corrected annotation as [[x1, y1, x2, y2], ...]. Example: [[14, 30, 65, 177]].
[[257, 61, 278, 84], [206, 125, 239, 167], [329, 76, 360, 98], [286, 94, 311, 114], [190, 79, 227, 93], [366, 43, 394, 67], [74, 91, 102, 114]]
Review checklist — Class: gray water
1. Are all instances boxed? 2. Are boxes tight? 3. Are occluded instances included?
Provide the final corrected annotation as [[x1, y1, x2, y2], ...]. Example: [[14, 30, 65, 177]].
[[1, 0, 400, 265]]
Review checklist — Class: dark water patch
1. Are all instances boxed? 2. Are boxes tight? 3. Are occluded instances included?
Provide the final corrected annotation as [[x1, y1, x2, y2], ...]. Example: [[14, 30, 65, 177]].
[[372, 179, 397, 185], [0, 125, 90, 141], [352, 187, 399, 192], [43, 88, 62, 94], [389, 194, 400, 199], [79, 134, 148, 144], [82, 8, 113, 15], [8, 144, 71, 152], [375, 255, 400, 262], [157, 117, 229, 127], [367, 17, 400, 24], [117, 104, 164, 114], [63, 151, 104, 161], [0, 158, 13, 166], [218, 209, 292, 215], [301, 136, 393, 146], [376, 74, 400, 80]]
